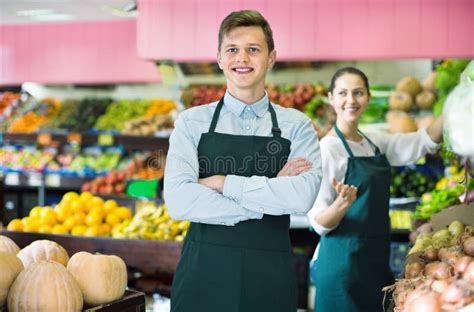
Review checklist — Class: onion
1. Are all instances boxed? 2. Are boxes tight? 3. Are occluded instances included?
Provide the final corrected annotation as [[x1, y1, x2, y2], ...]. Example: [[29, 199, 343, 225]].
[[441, 282, 464, 304], [438, 248, 449, 262], [458, 231, 473, 245], [405, 262, 425, 279], [407, 292, 441, 312], [431, 279, 449, 293], [463, 237, 474, 256], [453, 256, 473, 275], [433, 262, 453, 280], [464, 261, 474, 283], [448, 220, 465, 237], [424, 248, 439, 261]]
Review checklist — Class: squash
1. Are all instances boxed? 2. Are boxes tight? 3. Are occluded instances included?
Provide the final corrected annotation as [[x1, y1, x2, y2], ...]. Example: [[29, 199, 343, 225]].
[[396, 76, 422, 98], [0, 252, 23, 308], [7, 260, 83, 312], [415, 90, 436, 110], [389, 91, 413, 111], [0, 235, 20, 255], [388, 115, 418, 133], [67, 251, 127, 307], [17, 240, 69, 268]]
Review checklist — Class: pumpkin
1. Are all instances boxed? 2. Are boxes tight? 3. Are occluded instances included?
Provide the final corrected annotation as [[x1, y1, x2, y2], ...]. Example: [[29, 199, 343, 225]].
[[0, 252, 23, 308], [396, 76, 422, 98], [388, 115, 418, 133], [67, 251, 127, 306], [7, 260, 83, 312], [17, 240, 69, 268], [0, 235, 20, 255]]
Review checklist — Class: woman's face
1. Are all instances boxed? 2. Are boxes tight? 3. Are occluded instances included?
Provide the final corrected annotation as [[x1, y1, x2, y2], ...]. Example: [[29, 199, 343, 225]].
[[328, 73, 370, 124]]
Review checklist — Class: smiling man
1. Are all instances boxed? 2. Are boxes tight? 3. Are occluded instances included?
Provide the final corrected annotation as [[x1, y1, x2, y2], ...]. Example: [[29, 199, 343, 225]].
[[164, 10, 322, 312]]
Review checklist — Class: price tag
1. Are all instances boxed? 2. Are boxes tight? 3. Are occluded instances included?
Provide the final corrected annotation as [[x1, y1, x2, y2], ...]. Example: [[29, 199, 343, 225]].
[[67, 132, 82, 144], [5, 173, 20, 185], [28, 172, 43, 186], [37, 133, 52, 145], [98, 133, 114, 146], [46, 174, 61, 187]]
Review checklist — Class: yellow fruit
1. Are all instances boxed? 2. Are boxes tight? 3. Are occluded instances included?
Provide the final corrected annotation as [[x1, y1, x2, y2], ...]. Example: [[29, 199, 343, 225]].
[[89, 206, 105, 219], [62, 191, 80, 202], [90, 196, 104, 208], [116, 207, 132, 220], [80, 192, 93, 202], [105, 213, 121, 226], [39, 207, 57, 226], [29, 206, 43, 219], [84, 226, 101, 237], [54, 204, 71, 223], [103, 200, 118, 214], [72, 212, 86, 225], [21, 217, 39, 232], [38, 225, 52, 233], [70, 199, 83, 214], [52, 224, 69, 235], [85, 212, 102, 226], [100, 223, 111, 235], [62, 217, 76, 231], [71, 225, 87, 236], [7, 219, 23, 232]]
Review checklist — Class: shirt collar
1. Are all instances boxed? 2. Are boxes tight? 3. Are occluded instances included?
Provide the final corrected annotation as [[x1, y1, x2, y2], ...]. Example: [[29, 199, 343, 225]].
[[223, 91, 269, 118]]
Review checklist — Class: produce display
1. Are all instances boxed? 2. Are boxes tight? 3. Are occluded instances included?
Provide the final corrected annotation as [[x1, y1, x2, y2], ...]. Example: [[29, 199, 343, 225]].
[[6, 192, 133, 237], [7, 97, 62, 133], [387, 220, 474, 312], [112, 202, 189, 242], [391, 167, 437, 198], [94, 99, 151, 131], [180, 85, 227, 108], [0, 92, 21, 118], [390, 210, 414, 230], [0, 238, 128, 311]]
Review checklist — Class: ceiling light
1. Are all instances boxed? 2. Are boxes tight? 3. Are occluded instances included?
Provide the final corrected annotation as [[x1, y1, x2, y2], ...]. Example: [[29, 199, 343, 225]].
[[30, 14, 75, 22], [16, 9, 55, 17]]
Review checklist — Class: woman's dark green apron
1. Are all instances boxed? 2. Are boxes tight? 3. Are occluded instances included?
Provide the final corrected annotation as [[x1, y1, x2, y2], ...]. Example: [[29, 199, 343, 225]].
[[171, 98, 297, 312], [314, 126, 394, 312]]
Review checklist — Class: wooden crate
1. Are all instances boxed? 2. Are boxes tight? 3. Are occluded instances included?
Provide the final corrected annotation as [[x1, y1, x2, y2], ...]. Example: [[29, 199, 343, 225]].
[[1, 231, 182, 275], [84, 290, 146, 312]]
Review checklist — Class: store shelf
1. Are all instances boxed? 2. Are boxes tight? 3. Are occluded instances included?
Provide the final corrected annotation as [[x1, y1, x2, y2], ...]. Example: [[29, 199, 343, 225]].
[[1, 132, 169, 152], [2, 172, 92, 190], [1, 230, 182, 275]]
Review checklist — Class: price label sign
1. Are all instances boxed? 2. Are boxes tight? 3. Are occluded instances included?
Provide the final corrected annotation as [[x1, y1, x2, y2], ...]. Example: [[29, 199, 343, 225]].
[[37, 133, 52, 145], [67, 132, 82, 144], [46, 174, 61, 187], [28, 172, 43, 186], [98, 133, 114, 146], [5, 173, 20, 185]]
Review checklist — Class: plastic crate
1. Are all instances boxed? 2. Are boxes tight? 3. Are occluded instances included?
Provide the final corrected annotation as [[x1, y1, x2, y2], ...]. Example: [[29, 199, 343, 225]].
[[389, 242, 410, 278]]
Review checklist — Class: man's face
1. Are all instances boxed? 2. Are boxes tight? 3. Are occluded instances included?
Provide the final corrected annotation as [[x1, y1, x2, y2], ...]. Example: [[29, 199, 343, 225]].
[[217, 26, 275, 94]]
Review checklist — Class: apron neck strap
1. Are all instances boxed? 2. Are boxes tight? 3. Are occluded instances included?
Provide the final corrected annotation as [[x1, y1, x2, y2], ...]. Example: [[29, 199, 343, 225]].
[[208, 98, 225, 133], [334, 125, 355, 157], [358, 130, 381, 155], [268, 103, 281, 137], [208, 97, 282, 138]]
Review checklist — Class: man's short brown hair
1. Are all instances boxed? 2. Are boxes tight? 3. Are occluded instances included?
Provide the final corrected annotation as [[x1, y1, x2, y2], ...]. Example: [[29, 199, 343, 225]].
[[218, 10, 274, 53]]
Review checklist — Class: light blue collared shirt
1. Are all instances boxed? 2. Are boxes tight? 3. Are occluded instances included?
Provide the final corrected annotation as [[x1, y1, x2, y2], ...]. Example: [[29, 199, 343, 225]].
[[164, 91, 322, 226]]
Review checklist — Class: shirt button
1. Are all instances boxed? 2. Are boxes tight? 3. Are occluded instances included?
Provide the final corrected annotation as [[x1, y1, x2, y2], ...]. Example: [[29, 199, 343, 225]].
[[259, 207, 264, 212], [220, 222, 225, 225], [247, 107, 251, 111], [245, 125, 250, 130]]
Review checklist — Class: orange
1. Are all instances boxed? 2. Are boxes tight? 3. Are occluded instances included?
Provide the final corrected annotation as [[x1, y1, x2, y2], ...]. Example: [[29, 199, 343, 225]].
[[52, 224, 69, 235], [71, 224, 87, 236], [90, 196, 105, 208], [7, 219, 23, 232], [90, 206, 106, 219], [80, 191, 93, 202], [39, 207, 57, 226], [116, 207, 133, 220], [85, 212, 103, 226]]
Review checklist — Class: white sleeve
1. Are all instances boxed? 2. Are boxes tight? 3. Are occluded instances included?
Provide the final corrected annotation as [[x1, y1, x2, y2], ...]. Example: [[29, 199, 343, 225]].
[[307, 139, 347, 236], [369, 128, 440, 166]]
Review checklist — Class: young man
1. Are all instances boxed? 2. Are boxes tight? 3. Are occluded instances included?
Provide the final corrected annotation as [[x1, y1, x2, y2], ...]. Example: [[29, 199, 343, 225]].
[[164, 10, 322, 312]]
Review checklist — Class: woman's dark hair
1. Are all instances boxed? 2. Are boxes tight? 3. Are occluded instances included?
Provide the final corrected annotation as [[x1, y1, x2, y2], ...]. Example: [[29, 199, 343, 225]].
[[329, 67, 370, 93], [218, 10, 274, 53]]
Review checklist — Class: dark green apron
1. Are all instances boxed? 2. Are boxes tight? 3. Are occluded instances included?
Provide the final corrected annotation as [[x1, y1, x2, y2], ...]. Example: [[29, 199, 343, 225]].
[[171, 98, 297, 312], [314, 126, 394, 312]]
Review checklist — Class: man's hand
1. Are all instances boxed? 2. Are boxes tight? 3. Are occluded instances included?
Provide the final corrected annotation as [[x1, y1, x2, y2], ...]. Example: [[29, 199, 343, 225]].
[[199, 175, 226, 193], [277, 157, 313, 177]]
